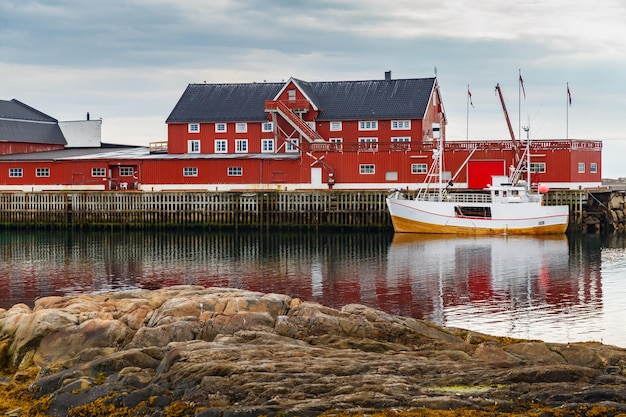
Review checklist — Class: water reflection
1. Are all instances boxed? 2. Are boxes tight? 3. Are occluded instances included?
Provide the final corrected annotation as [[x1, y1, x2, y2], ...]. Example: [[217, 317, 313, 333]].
[[0, 230, 624, 346], [387, 234, 605, 343]]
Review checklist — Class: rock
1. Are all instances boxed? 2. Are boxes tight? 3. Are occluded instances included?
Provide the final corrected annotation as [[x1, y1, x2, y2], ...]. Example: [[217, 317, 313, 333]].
[[2, 286, 626, 417]]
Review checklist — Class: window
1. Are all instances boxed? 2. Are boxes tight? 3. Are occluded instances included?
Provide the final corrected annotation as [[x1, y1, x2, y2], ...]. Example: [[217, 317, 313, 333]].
[[530, 162, 546, 173], [306, 121, 315, 131], [36, 168, 50, 177], [183, 167, 198, 177], [228, 166, 243, 176], [590, 162, 598, 174], [235, 139, 248, 153], [411, 163, 427, 174], [360, 164, 375, 174], [288, 89, 296, 101], [329, 137, 343, 151], [262, 122, 273, 132], [188, 140, 200, 153], [215, 123, 226, 133], [236, 123, 247, 133], [358, 137, 378, 151], [578, 162, 585, 173], [92, 168, 106, 177], [286, 138, 299, 152], [215, 139, 227, 153], [261, 139, 275, 153], [120, 167, 134, 176], [188, 123, 200, 133], [358, 120, 378, 131], [9, 168, 22, 178], [392, 137, 411, 142], [330, 121, 342, 131], [392, 120, 410, 130]]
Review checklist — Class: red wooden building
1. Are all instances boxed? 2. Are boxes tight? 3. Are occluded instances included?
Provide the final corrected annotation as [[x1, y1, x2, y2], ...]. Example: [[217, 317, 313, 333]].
[[0, 73, 602, 191]]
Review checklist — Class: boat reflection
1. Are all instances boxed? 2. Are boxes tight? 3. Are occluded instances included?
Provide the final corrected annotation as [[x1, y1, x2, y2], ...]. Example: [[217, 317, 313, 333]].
[[0, 230, 609, 344], [386, 233, 603, 341]]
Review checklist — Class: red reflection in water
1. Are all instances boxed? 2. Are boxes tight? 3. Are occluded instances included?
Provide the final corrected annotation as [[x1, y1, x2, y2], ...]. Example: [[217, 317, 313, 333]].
[[0, 230, 612, 345]]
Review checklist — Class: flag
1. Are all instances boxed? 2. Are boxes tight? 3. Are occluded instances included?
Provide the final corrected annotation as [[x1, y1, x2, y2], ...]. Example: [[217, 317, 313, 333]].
[[468, 87, 474, 108], [567, 84, 572, 106], [519, 73, 526, 99]]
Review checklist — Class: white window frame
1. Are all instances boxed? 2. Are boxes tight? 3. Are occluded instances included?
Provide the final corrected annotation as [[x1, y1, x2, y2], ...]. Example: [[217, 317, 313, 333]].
[[36, 167, 50, 177], [262, 122, 273, 132], [391, 120, 411, 130], [306, 121, 316, 132], [391, 137, 411, 142], [578, 162, 585, 173], [236, 123, 247, 133], [411, 163, 428, 174], [188, 140, 200, 153], [188, 123, 200, 133], [358, 120, 378, 131], [288, 89, 296, 101], [530, 162, 546, 173], [215, 139, 228, 153], [358, 137, 378, 152], [9, 168, 22, 178], [286, 138, 299, 153], [215, 123, 227, 133], [329, 137, 343, 151], [92, 167, 106, 177], [235, 139, 248, 153], [120, 167, 134, 177], [590, 162, 598, 174], [228, 166, 243, 176], [261, 139, 275, 153], [183, 167, 198, 177], [330, 121, 342, 131], [360, 164, 375, 174]]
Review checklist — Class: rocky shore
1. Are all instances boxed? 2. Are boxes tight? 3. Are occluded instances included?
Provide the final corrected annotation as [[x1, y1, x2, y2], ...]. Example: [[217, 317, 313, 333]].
[[2, 286, 626, 417]]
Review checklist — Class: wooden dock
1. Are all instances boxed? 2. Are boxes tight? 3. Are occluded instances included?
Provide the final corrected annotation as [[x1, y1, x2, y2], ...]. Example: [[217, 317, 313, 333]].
[[0, 189, 602, 232]]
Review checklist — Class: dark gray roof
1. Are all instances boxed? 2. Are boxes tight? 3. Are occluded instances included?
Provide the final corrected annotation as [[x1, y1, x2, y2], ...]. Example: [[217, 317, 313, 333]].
[[0, 99, 66, 145], [166, 82, 283, 123], [166, 77, 437, 123]]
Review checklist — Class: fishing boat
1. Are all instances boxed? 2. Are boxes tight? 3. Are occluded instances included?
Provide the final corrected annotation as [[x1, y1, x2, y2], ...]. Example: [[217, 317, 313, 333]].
[[386, 140, 569, 235]]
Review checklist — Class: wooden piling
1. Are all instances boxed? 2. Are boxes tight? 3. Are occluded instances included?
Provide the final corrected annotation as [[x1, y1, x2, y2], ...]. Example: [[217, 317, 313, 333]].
[[0, 189, 600, 232]]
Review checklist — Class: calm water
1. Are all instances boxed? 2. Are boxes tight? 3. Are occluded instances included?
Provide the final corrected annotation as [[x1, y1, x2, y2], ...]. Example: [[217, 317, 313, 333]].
[[1, 229, 625, 347]]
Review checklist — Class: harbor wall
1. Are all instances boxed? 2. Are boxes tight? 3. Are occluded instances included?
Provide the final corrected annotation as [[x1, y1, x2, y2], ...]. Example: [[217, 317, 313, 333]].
[[0, 189, 609, 232]]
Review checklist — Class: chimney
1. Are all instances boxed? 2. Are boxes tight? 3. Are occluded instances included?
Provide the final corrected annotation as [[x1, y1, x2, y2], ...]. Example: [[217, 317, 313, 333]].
[[86, 112, 90, 120], [384, 71, 392, 81]]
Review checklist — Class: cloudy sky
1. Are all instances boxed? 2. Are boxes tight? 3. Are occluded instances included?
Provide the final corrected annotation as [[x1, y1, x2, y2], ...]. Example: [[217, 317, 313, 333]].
[[2, 0, 625, 177]]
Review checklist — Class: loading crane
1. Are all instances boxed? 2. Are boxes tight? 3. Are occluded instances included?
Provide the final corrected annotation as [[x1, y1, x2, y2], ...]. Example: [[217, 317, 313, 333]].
[[495, 83, 521, 163]]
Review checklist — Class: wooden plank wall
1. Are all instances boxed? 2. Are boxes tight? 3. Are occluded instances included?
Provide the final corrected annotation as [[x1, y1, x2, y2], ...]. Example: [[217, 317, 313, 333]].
[[0, 190, 588, 230]]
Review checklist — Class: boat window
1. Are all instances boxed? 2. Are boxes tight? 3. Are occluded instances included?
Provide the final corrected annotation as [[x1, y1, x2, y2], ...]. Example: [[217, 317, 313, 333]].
[[454, 206, 492, 218]]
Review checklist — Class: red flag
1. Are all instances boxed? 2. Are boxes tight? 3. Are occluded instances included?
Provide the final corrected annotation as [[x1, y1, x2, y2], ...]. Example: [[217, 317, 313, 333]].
[[567, 84, 572, 106], [519, 73, 526, 99], [468, 87, 474, 108]]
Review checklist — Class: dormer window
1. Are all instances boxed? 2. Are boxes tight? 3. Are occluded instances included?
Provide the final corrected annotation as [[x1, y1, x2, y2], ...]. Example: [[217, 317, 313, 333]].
[[188, 123, 200, 133], [288, 89, 296, 101]]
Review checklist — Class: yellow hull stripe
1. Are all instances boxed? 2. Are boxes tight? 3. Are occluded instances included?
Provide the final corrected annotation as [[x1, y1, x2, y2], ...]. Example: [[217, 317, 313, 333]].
[[390, 215, 568, 235]]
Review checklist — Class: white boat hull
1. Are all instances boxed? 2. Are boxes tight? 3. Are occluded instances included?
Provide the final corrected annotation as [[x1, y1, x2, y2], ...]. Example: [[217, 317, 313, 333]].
[[386, 197, 569, 235]]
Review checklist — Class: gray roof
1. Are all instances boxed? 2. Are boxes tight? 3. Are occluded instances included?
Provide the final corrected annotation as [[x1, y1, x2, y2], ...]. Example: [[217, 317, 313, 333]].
[[166, 77, 437, 123], [0, 99, 67, 145]]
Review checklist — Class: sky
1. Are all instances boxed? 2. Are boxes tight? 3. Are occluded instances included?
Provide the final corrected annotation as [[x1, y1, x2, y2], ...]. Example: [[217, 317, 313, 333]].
[[2, 0, 626, 178]]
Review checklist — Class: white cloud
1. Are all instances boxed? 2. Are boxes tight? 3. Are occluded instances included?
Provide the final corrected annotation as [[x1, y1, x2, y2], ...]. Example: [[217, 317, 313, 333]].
[[1, 0, 625, 177]]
